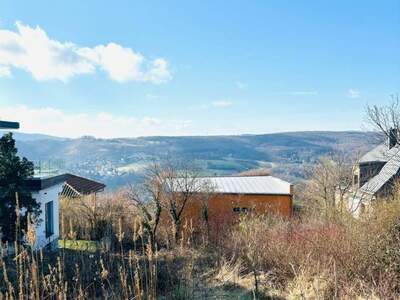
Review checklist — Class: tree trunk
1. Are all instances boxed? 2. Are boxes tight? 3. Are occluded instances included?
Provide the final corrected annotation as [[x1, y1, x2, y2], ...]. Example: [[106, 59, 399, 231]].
[[253, 268, 259, 299], [173, 220, 181, 243]]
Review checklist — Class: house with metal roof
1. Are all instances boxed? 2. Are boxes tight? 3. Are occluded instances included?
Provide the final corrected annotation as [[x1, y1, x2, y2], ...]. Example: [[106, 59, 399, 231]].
[[353, 129, 400, 199], [168, 175, 293, 231]]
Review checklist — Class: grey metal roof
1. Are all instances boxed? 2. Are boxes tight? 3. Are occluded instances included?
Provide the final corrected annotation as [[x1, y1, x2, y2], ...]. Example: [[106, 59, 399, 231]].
[[360, 144, 389, 163], [360, 147, 400, 195], [172, 175, 292, 195]]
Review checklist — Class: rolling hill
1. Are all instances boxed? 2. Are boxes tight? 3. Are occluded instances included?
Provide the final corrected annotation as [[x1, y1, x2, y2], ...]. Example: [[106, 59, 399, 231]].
[[7, 131, 378, 189]]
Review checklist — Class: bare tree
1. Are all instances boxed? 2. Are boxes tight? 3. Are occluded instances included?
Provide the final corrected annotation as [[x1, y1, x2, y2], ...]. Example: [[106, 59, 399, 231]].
[[304, 152, 353, 217], [366, 94, 400, 142], [127, 162, 164, 249], [161, 161, 207, 243], [128, 161, 214, 246], [333, 152, 354, 210], [59, 190, 131, 241]]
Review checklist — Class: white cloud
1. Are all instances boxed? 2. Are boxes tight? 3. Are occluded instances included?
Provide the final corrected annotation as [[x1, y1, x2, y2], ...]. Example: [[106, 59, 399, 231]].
[[143, 58, 172, 83], [0, 65, 11, 77], [212, 100, 233, 108], [0, 22, 171, 83], [0, 105, 192, 138], [286, 91, 318, 96], [347, 88, 360, 98], [79, 43, 144, 82]]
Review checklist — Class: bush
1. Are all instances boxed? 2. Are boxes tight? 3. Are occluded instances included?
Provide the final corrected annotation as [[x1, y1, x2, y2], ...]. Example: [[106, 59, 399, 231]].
[[60, 190, 137, 243], [219, 200, 400, 298]]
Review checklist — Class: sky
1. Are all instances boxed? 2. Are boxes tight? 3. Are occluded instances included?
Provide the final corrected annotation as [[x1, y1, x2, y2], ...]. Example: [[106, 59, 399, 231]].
[[0, 0, 399, 138]]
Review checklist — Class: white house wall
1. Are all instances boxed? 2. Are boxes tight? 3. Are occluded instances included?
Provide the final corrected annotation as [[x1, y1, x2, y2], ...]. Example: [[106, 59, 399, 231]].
[[31, 183, 63, 249]]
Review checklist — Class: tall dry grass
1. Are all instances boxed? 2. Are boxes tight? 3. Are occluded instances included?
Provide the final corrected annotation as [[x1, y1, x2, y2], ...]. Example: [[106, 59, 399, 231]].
[[2, 190, 400, 299], [1, 192, 214, 299], [59, 190, 136, 243], [0, 216, 161, 299]]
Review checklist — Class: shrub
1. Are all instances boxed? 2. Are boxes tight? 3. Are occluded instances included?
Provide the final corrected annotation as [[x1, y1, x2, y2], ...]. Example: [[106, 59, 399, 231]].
[[219, 200, 400, 298]]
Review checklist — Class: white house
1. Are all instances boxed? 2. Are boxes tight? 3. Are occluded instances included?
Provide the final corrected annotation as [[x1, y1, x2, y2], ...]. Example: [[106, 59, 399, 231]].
[[26, 173, 105, 249], [1, 120, 106, 251]]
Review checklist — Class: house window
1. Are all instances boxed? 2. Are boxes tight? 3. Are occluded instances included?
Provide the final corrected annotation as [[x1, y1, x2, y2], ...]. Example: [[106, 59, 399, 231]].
[[233, 207, 249, 213], [354, 174, 359, 185], [45, 201, 54, 238]]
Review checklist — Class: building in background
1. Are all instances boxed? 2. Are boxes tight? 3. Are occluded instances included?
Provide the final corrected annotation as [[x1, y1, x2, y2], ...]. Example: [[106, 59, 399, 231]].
[[350, 129, 400, 216], [169, 175, 293, 232], [353, 129, 400, 199]]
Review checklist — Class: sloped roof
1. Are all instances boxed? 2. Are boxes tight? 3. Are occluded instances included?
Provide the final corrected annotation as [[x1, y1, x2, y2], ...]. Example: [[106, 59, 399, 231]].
[[359, 143, 400, 164], [26, 174, 68, 191], [359, 144, 388, 163], [360, 147, 400, 195], [172, 175, 292, 195], [27, 173, 105, 197], [61, 174, 105, 197]]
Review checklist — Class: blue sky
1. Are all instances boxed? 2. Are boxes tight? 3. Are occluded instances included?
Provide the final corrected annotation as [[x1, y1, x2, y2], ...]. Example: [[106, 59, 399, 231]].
[[0, 0, 399, 138]]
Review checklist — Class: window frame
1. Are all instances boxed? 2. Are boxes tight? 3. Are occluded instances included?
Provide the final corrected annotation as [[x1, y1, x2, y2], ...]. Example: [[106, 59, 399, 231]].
[[45, 201, 54, 238], [232, 207, 250, 213], [353, 174, 359, 185]]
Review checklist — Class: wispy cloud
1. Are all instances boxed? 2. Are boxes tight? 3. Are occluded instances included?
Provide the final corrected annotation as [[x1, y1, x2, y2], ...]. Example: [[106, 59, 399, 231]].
[[235, 81, 247, 90], [189, 100, 233, 111], [174, 120, 193, 130], [212, 100, 233, 108], [286, 91, 319, 96], [0, 22, 172, 83], [0, 105, 192, 138], [0, 65, 11, 77], [347, 88, 360, 98]]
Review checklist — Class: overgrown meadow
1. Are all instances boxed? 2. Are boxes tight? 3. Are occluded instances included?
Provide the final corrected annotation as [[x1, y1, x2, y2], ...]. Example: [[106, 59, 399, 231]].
[[1, 183, 400, 299]]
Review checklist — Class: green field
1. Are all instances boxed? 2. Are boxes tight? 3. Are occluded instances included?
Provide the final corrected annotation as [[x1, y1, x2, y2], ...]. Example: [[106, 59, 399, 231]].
[[59, 239, 99, 252]]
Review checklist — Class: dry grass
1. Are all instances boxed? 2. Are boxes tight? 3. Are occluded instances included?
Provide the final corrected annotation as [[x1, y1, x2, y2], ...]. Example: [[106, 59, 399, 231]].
[[59, 191, 137, 243], [218, 200, 400, 299], [2, 190, 400, 299]]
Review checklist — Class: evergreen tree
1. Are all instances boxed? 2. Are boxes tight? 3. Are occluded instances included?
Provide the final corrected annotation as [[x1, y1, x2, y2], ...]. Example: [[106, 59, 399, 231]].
[[0, 132, 40, 242]]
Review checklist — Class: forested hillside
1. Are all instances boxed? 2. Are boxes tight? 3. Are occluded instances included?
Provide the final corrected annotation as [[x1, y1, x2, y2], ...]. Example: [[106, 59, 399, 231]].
[[8, 131, 377, 188]]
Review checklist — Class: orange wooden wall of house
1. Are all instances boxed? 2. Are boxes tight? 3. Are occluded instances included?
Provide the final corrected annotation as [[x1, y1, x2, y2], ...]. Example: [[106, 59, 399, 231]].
[[160, 192, 293, 233]]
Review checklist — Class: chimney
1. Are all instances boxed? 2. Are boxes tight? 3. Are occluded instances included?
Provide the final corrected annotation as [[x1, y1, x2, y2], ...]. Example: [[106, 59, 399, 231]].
[[389, 128, 398, 149]]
